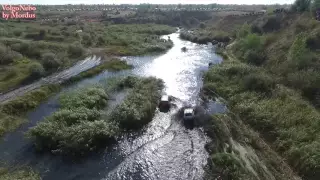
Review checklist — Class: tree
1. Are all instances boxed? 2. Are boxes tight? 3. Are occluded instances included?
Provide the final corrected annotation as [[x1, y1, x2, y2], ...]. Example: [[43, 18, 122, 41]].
[[292, 0, 311, 12], [41, 52, 61, 70], [311, 0, 320, 18], [29, 62, 45, 79]]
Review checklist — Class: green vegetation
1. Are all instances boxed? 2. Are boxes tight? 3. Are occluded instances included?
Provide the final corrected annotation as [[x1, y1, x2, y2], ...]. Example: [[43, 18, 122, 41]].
[[0, 84, 60, 137], [0, 167, 41, 180], [103, 24, 174, 56], [204, 112, 297, 180], [180, 30, 230, 44], [27, 86, 118, 155], [1, 84, 61, 116], [28, 76, 164, 155], [0, 59, 42, 92], [203, 59, 320, 178], [0, 21, 174, 93], [65, 59, 133, 84], [109, 77, 164, 129]]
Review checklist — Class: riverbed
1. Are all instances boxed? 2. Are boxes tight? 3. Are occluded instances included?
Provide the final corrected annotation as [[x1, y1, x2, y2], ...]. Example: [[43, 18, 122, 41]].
[[0, 32, 224, 180]]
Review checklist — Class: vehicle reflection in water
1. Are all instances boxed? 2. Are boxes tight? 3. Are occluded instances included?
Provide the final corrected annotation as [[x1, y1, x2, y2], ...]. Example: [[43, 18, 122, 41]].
[[0, 33, 224, 180]]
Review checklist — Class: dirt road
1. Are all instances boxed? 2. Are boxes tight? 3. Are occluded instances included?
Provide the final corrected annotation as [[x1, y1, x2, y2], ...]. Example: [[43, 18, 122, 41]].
[[0, 55, 101, 104]]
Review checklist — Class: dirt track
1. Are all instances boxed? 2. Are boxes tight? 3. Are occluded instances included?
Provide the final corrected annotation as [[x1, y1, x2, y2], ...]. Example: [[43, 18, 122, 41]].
[[0, 55, 101, 104]]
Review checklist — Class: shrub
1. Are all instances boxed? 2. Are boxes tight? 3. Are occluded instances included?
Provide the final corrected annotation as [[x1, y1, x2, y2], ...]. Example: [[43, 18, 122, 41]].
[[0, 45, 22, 65], [237, 23, 251, 38], [251, 25, 263, 34], [109, 77, 164, 129], [306, 31, 320, 50], [199, 22, 206, 29], [41, 52, 61, 70], [97, 36, 105, 46], [67, 43, 85, 58], [242, 73, 275, 94], [3, 67, 18, 80], [311, 0, 320, 17], [13, 29, 22, 36], [59, 87, 108, 110], [262, 16, 281, 33], [27, 87, 118, 155], [292, 0, 311, 12], [29, 62, 45, 79], [243, 49, 266, 66]]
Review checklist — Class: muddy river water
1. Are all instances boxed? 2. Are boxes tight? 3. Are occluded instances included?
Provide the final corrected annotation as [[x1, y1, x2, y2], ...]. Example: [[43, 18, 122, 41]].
[[0, 32, 226, 180]]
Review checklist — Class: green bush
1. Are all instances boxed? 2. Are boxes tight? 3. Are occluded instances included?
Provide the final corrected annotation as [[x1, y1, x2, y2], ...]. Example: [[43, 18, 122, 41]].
[[242, 73, 275, 94], [60, 87, 108, 109], [29, 62, 45, 79], [0, 45, 22, 65], [292, 0, 311, 12], [237, 23, 251, 39], [67, 43, 85, 58], [41, 52, 61, 70], [109, 77, 164, 129], [243, 49, 266, 66], [199, 22, 206, 29], [28, 86, 118, 155]]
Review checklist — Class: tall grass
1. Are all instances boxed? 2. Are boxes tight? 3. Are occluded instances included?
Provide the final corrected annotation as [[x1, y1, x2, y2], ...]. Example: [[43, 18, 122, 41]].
[[65, 59, 132, 84], [28, 76, 164, 155], [0, 167, 41, 180], [204, 61, 320, 178], [180, 30, 230, 44], [0, 84, 60, 137], [27, 86, 119, 155], [109, 76, 164, 129]]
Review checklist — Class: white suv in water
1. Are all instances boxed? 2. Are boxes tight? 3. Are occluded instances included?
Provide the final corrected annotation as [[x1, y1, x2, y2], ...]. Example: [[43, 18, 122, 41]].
[[183, 108, 195, 121]]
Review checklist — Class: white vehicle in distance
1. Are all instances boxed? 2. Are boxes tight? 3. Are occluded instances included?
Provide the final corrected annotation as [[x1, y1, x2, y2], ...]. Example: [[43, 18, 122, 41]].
[[159, 95, 171, 112]]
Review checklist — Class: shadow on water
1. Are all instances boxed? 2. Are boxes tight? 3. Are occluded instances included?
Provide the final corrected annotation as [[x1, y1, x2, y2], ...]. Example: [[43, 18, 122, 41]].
[[0, 32, 225, 180]]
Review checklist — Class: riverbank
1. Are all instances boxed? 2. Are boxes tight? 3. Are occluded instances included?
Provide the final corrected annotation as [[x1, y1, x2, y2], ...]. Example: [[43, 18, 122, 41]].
[[202, 48, 319, 179], [0, 167, 41, 180], [0, 58, 133, 139], [63, 58, 133, 84]]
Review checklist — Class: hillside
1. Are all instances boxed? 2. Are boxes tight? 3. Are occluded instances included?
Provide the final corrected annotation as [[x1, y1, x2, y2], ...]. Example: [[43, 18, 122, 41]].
[[202, 9, 320, 180]]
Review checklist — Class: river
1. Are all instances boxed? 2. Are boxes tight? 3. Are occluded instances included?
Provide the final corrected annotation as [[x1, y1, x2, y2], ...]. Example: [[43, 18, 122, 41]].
[[0, 32, 225, 180]]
